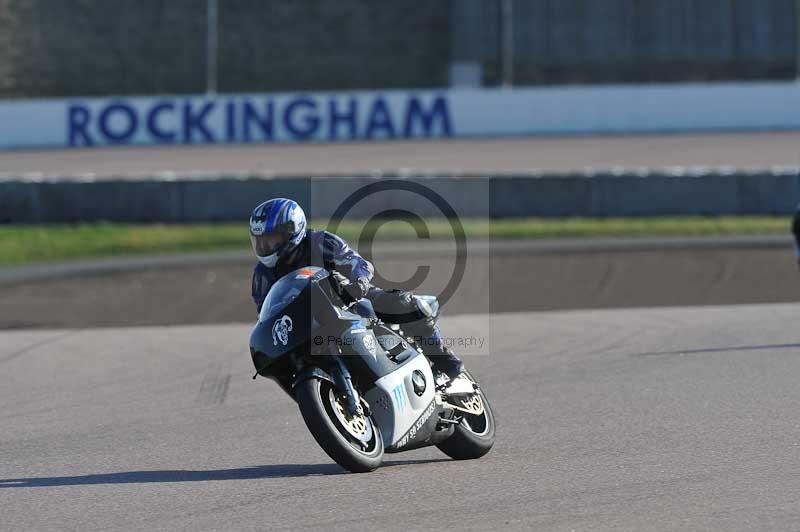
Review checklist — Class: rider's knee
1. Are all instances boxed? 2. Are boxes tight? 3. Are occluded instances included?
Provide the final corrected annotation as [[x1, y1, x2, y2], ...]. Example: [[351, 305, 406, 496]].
[[354, 298, 376, 319], [369, 288, 429, 326]]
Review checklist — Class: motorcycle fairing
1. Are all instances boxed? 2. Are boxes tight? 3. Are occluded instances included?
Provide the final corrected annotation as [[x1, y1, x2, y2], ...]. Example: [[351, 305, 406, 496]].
[[363, 352, 438, 449], [339, 325, 404, 380]]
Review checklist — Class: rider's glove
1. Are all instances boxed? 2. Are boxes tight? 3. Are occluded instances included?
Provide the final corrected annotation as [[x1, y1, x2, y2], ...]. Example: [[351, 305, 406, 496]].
[[343, 276, 370, 302]]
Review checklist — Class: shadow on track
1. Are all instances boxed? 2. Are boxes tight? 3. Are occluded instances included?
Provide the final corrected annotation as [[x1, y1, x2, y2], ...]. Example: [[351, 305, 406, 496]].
[[0, 459, 450, 488], [636, 342, 800, 357]]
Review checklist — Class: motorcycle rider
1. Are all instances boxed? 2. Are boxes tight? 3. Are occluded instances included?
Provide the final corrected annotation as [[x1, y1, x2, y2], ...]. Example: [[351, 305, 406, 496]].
[[249, 197, 464, 379]]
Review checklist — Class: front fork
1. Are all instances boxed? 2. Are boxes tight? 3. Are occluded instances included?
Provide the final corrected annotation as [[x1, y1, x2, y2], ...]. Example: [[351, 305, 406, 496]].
[[329, 345, 363, 416]]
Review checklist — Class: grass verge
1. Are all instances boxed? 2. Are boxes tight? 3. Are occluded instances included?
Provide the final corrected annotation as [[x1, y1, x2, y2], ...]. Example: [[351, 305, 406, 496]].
[[0, 217, 792, 266]]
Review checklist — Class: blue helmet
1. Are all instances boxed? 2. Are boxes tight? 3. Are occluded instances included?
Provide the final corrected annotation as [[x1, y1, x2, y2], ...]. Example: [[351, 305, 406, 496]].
[[249, 198, 307, 267]]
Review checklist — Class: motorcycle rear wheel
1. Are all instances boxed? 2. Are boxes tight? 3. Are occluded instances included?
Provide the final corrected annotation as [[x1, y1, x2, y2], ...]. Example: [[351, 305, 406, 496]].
[[437, 370, 496, 460], [296, 377, 384, 473]]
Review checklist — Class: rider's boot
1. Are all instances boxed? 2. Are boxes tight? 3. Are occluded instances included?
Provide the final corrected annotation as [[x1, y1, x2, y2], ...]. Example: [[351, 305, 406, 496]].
[[426, 346, 465, 381], [421, 330, 464, 381]]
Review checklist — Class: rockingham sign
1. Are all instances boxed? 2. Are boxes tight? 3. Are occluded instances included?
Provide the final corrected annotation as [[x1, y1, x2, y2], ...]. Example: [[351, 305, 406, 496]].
[[2, 82, 800, 149], [66, 93, 452, 147], [0, 91, 453, 149]]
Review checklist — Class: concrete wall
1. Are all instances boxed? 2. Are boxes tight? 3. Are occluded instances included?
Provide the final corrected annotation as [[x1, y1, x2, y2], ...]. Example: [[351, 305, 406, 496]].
[[5, 82, 800, 149], [1, 171, 797, 224]]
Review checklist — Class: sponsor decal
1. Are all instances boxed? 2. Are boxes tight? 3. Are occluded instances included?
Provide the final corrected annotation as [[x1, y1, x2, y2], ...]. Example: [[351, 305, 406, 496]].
[[395, 400, 436, 449], [392, 384, 407, 413], [362, 334, 377, 358], [272, 315, 293, 346], [294, 267, 317, 279], [66, 94, 452, 147], [250, 219, 266, 235]]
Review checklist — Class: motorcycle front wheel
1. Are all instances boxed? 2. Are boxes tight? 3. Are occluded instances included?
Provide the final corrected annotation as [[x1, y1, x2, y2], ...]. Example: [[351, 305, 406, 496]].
[[296, 377, 384, 473]]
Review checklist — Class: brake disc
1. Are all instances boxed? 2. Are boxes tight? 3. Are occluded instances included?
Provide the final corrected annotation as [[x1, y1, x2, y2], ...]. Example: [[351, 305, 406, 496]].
[[329, 388, 373, 443], [453, 393, 484, 416]]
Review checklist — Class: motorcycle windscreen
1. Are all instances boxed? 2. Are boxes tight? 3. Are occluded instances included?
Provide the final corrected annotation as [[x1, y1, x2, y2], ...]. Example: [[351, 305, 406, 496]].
[[252, 268, 327, 360], [257, 267, 326, 324]]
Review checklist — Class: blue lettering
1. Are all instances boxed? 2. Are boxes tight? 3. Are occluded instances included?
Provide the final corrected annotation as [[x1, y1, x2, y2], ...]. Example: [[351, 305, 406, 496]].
[[68, 104, 93, 147], [182, 101, 215, 143], [98, 102, 138, 144], [225, 101, 237, 142], [243, 100, 274, 142], [283, 97, 319, 141], [146, 101, 175, 143], [364, 97, 395, 139], [403, 96, 452, 138], [328, 98, 357, 140]]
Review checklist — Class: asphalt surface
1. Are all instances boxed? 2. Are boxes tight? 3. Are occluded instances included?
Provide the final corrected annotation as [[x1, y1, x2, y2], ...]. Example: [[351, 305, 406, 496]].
[[3, 132, 800, 178], [3, 132, 800, 530], [3, 303, 800, 531]]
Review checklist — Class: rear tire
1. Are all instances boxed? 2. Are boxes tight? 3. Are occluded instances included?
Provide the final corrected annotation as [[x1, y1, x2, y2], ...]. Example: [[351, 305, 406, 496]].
[[437, 370, 496, 460], [296, 377, 384, 473]]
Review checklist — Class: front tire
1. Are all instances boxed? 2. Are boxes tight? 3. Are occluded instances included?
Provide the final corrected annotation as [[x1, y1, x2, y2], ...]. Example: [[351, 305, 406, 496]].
[[296, 377, 384, 473], [437, 370, 496, 460]]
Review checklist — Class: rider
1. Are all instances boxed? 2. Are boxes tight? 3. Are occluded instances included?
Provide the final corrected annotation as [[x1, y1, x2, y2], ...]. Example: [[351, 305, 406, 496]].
[[249, 197, 464, 379]]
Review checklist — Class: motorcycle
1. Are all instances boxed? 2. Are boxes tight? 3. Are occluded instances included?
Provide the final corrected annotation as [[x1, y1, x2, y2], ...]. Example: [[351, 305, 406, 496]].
[[249, 265, 495, 473]]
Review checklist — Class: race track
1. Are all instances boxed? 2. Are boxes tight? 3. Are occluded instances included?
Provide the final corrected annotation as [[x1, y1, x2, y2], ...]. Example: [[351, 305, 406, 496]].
[[3, 304, 800, 531]]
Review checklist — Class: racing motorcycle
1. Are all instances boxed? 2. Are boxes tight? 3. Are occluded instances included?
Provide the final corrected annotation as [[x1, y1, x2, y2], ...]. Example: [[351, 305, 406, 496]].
[[250, 266, 495, 473]]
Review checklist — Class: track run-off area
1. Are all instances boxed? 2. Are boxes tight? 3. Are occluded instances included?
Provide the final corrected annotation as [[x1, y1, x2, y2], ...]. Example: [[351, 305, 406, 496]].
[[3, 303, 800, 531], [3, 131, 800, 178]]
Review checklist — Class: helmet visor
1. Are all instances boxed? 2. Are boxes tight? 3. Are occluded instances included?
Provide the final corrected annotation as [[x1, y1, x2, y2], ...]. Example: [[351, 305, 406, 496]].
[[251, 231, 288, 257]]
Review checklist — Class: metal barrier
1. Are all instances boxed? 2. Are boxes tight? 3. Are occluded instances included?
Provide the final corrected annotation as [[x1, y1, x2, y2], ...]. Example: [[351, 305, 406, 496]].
[[1, 170, 797, 223]]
